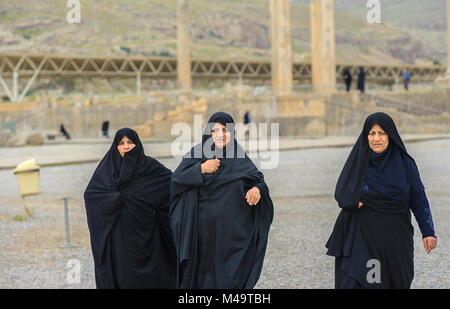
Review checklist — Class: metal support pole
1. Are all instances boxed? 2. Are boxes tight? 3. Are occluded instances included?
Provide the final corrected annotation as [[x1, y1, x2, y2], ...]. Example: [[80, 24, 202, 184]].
[[18, 70, 40, 102], [136, 71, 141, 96], [62, 197, 76, 248], [13, 71, 19, 102], [0, 74, 14, 102], [238, 72, 243, 99], [22, 196, 31, 218]]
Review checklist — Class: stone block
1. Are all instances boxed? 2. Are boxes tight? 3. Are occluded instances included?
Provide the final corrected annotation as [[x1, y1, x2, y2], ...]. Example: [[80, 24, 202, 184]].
[[6, 135, 24, 147], [305, 99, 325, 117], [167, 107, 184, 121], [25, 133, 45, 146], [277, 96, 304, 117], [132, 123, 152, 139], [153, 112, 165, 121], [0, 130, 14, 147], [189, 97, 208, 113], [304, 117, 326, 135]]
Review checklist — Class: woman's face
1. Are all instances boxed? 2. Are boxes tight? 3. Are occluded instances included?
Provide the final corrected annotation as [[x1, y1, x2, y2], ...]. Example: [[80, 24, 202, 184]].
[[368, 124, 389, 153], [211, 122, 231, 148], [117, 136, 136, 157]]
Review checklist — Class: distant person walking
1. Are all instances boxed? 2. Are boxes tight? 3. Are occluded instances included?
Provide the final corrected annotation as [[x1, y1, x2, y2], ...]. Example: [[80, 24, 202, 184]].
[[343, 69, 352, 92], [60, 123, 71, 140], [244, 110, 251, 138], [402, 68, 411, 91], [357, 67, 366, 93], [102, 120, 110, 138]]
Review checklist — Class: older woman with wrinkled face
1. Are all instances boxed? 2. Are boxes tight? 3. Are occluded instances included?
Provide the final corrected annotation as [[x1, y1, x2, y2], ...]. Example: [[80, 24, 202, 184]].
[[326, 112, 437, 289]]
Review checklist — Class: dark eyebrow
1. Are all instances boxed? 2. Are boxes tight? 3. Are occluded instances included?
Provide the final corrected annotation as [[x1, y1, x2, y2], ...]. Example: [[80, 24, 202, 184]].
[[212, 126, 227, 131], [119, 139, 134, 144]]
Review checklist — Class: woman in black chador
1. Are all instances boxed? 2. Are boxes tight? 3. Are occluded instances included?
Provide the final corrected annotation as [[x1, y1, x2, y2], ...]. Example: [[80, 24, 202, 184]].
[[343, 68, 352, 92], [170, 112, 274, 289], [326, 112, 437, 289], [357, 67, 366, 93], [84, 128, 176, 289]]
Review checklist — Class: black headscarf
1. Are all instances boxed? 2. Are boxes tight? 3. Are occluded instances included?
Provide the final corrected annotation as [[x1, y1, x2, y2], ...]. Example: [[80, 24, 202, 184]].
[[334, 112, 420, 209], [170, 112, 273, 289], [195, 111, 241, 159], [84, 128, 176, 289]]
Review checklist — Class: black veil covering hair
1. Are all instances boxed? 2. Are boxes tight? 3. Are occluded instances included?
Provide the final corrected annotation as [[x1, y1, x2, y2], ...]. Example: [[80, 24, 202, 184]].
[[195, 111, 242, 159], [334, 112, 417, 209], [326, 112, 423, 288], [84, 128, 176, 288], [170, 112, 274, 288]]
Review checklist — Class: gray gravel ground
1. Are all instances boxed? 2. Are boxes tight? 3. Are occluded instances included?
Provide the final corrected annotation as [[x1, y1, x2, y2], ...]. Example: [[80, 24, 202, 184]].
[[0, 139, 449, 289]]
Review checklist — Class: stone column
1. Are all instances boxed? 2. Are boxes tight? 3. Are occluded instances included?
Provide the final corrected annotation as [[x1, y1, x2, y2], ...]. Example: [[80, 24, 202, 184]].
[[177, 0, 192, 99], [447, 0, 450, 79], [270, 0, 293, 95], [310, 0, 336, 93]]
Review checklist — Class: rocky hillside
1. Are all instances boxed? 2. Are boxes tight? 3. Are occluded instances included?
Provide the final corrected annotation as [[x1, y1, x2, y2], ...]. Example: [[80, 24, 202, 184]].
[[295, 0, 447, 65], [0, 0, 446, 65]]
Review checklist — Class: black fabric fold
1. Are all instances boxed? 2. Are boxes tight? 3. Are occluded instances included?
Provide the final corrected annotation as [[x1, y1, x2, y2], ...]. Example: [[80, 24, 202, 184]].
[[332, 191, 414, 289]]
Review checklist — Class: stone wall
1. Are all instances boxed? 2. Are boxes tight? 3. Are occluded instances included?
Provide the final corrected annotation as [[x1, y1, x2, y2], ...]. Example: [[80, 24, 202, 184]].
[[1, 88, 449, 143], [324, 90, 450, 136], [378, 88, 450, 113]]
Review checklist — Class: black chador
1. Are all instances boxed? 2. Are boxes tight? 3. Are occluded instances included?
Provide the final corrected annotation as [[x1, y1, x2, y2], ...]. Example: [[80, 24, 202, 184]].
[[84, 128, 176, 288], [170, 112, 274, 289], [326, 112, 436, 289]]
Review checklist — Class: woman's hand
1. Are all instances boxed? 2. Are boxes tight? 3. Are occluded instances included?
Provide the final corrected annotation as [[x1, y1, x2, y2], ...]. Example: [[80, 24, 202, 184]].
[[423, 236, 437, 254], [201, 158, 220, 174], [358, 202, 364, 208], [246, 187, 261, 206]]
